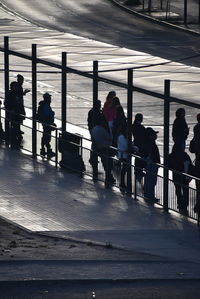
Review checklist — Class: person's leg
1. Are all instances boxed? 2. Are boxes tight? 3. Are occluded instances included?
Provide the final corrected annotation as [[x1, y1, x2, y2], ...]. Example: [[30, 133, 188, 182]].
[[120, 159, 127, 189], [46, 128, 55, 158], [144, 162, 158, 200], [91, 144, 98, 180], [134, 158, 144, 183], [40, 125, 48, 155], [101, 148, 115, 187], [182, 180, 189, 213], [173, 173, 181, 208]]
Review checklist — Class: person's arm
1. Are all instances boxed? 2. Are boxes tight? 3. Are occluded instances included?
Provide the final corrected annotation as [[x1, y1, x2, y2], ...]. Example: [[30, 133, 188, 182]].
[[23, 89, 30, 95]]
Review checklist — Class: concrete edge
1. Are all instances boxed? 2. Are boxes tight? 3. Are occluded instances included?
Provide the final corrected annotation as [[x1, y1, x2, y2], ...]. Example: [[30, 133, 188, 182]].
[[110, 0, 200, 37], [0, 278, 200, 283]]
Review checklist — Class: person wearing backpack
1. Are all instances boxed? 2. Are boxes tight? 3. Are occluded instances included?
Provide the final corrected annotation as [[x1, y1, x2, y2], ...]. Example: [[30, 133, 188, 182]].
[[37, 92, 56, 158]]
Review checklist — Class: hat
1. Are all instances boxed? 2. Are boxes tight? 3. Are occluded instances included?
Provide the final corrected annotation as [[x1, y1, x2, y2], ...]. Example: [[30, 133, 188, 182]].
[[43, 92, 51, 98], [146, 127, 159, 136]]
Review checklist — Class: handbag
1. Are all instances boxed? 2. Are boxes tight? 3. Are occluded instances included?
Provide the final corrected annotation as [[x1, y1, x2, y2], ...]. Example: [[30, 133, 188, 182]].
[[189, 137, 199, 154]]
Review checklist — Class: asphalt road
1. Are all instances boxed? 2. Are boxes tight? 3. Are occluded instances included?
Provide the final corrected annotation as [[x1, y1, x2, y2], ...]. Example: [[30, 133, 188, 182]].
[[0, 0, 200, 153], [1, 0, 200, 67], [1, 280, 200, 298]]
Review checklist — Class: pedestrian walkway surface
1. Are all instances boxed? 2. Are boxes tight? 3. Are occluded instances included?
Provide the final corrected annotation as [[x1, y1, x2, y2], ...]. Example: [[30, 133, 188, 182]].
[[0, 145, 200, 266]]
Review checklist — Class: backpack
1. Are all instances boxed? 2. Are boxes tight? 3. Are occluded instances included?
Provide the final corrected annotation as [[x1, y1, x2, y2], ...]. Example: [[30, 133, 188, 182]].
[[36, 102, 45, 122]]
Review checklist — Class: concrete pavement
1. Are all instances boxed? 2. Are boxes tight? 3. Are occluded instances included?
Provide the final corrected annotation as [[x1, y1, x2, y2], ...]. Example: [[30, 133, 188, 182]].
[[0, 145, 200, 266]]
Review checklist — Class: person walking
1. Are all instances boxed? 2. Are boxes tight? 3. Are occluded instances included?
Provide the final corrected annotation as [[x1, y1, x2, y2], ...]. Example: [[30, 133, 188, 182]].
[[172, 108, 189, 150], [37, 92, 56, 158]]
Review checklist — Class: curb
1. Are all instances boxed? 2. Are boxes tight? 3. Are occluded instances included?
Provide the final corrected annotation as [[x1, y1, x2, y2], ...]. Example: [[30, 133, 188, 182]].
[[110, 0, 200, 37]]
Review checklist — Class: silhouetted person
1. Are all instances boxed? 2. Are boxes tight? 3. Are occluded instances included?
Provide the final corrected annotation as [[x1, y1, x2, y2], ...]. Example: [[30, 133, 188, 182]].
[[87, 100, 102, 165], [132, 113, 146, 182], [91, 115, 115, 187], [16, 74, 30, 98], [102, 91, 116, 132], [87, 100, 102, 134], [16, 74, 30, 135], [112, 98, 127, 147], [141, 127, 160, 202], [168, 145, 192, 215], [4, 81, 24, 147], [191, 113, 200, 214], [117, 125, 128, 192], [172, 108, 189, 150], [38, 93, 56, 158]]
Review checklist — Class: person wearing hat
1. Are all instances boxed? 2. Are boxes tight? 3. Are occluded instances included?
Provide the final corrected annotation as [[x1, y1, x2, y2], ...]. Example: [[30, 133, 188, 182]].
[[37, 92, 56, 158], [141, 127, 160, 202]]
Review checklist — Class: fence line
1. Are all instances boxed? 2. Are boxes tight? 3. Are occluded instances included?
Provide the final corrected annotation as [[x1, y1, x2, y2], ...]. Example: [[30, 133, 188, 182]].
[[0, 36, 199, 225]]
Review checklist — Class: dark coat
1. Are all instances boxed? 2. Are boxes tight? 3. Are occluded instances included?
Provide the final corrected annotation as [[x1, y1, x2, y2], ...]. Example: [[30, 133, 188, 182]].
[[87, 108, 102, 133], [141, 139, 160, 164], [132, 121, 146, 149], [172, 117, 189, 142]]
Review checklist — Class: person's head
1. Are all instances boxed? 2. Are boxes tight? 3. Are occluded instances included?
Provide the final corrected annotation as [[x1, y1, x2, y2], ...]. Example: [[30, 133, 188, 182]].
[[10, 81, 18, 91], [135, 113, 143, 123], [106, 91, 116, 105], [43, 92, 52, 104], [197, 113, 200, 123], [145, 127, 158, 141], [112, 96, 121, 108], [176, 108, 185, 118], [17, 74, 24, 85]]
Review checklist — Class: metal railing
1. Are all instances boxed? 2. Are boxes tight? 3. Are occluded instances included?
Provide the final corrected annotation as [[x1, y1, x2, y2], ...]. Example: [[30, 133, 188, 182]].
[[1, 105, 199, 224], [0, 35, 200, 226]]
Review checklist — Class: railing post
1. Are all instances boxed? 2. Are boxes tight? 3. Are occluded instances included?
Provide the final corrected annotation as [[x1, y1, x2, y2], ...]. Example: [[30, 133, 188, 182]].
[[32, 44, 37, 158], [163, 79, 170, 212], [93, 61, 98, 123], [92, 61, 98, 180], [184, 0, 188, 25], [4, 36, 9, 146], [148, 0, 152, 13], [62, 52, 67, 134], [127, 69, 133, 194], [199, 0, 200, 24]]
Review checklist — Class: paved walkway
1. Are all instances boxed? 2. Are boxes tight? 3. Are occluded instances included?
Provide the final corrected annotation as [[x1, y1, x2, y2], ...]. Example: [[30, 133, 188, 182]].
[[0, 144, 200, 265]]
